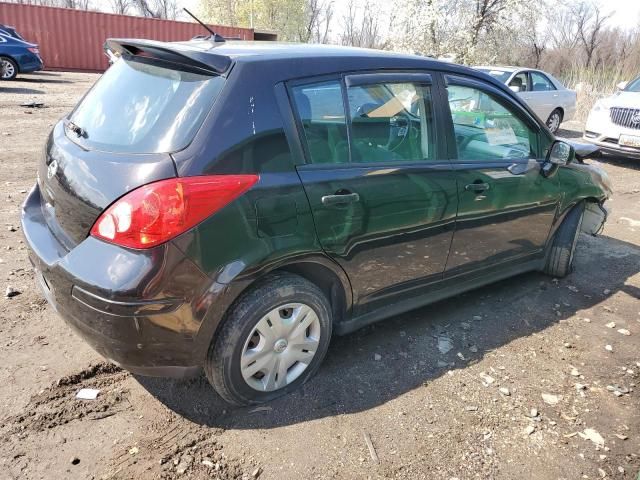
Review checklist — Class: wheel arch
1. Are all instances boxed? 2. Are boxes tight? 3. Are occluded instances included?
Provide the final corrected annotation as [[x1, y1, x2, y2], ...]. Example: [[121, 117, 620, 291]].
[[195, 254, 353, 363], [274, 258, 352, 326], [0, 54, 19, 71], [548, 196, 599, 243]]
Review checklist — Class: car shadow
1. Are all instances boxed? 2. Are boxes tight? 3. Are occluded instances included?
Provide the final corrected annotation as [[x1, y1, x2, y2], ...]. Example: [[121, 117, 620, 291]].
[[136, 233, 640, 429], [556, 127, 582, 140], [17, 76, 73, 84], [0, 86, 45, 95], [599, 155, 640, 172]]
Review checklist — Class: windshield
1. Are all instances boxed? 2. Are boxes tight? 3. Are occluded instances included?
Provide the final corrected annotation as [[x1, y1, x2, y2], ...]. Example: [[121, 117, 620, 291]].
[[476, 68, 512, 83], [68, 59, 224, 154], [625, 76, 640, 92]]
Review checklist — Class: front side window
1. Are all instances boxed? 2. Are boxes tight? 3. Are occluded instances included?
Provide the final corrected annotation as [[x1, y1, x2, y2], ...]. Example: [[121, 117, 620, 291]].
[[447, 84, 535, 161], [346, 81, 435, 162], [531, 72, 556, 91], [291, 80, 348, 164]]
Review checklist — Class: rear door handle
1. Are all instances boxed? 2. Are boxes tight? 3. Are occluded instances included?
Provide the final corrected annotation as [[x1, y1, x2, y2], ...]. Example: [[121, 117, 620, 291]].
[[465, 182, 490, 193], [321, 192, 360, 206]]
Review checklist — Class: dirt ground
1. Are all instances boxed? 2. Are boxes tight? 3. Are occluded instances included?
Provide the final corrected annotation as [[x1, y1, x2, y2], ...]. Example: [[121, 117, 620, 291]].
[[0, 72, 639, 480]]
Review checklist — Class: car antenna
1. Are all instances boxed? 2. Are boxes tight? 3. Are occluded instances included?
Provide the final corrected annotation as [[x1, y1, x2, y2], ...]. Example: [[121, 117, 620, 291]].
[[183, 8, 225, 43]]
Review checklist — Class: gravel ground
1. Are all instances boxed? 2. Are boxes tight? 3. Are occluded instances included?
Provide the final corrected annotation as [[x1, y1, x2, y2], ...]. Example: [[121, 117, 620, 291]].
[[0, 72, 639, 480]]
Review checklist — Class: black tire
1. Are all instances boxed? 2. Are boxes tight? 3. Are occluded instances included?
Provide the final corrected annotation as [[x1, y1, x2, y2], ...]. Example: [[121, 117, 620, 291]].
[[546, 108, 563, 134], [204, 273, 332, 406], [1, 56, 18, 81], [544, 201, 585, 277]]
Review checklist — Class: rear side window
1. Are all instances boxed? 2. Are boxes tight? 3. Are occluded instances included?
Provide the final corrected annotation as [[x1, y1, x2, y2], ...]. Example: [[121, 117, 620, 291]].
[[68, 59, 224, 154], [291, 81, 349, 164], [447, 84, 535, 161], [531, 72, 556, 91], [347, 82, 435, 163]]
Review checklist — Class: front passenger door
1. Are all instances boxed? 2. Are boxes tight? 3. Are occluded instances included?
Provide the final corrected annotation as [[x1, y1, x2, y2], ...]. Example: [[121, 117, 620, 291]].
[[444, 76, 561, 276]]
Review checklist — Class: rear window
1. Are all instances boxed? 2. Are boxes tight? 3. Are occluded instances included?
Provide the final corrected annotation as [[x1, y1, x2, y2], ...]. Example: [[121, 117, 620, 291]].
[[67, 59, 224, 153]]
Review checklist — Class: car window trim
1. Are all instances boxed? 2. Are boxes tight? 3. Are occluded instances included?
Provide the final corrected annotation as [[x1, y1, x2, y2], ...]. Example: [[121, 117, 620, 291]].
[[344, 72, 432, 88], [443, 74, 543, 163]]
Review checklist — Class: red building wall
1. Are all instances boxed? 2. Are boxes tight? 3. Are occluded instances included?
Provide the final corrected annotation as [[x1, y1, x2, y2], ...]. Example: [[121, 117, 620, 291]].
[[0, 2, 254, 72]]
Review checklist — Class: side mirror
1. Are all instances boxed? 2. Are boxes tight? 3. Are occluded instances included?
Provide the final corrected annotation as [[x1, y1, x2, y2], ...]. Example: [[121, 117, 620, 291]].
[[548, 140, 573, 166], [542, 140, 575, 177], [617, 81, 628, 91], [509, 85, 521, 93]]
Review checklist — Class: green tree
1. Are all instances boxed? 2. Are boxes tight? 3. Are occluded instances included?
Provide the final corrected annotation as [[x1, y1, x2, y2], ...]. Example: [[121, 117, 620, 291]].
[[200, 0, 325, 41]]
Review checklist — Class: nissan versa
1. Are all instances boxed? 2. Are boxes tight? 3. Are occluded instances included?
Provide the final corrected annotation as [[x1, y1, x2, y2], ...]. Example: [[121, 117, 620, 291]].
[[22, 39, 611, 405]]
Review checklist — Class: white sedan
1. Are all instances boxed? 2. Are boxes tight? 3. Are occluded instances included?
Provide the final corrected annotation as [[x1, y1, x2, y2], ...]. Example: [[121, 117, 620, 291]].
[[474, 66, 577, 133], [583, 76, 640, 159]]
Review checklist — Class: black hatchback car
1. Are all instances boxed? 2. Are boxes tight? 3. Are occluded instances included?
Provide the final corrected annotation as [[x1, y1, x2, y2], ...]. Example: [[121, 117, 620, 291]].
[[22, 39, 610, 405]]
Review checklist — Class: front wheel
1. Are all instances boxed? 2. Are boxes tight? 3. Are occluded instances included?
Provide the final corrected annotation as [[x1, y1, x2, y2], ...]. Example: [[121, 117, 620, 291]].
[[1, 57, 18, 81], [546, 109, 563, 134], [204, 273, 332, 405], [544, 201, 585, 278]]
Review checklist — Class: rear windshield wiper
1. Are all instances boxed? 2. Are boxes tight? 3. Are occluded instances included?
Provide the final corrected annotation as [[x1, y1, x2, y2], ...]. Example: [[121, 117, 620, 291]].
[[66, 121, 88, 138]]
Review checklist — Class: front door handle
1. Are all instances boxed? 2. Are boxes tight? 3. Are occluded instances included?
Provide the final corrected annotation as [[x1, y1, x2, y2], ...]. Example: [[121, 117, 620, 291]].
[[464, 182, 490, 193], [321, 191, 360, 206]]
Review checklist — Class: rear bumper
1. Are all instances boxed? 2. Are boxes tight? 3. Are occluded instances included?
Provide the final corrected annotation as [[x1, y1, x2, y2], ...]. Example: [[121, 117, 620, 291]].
[[18, 53, 44, 73], [21, 183, 215, 377]]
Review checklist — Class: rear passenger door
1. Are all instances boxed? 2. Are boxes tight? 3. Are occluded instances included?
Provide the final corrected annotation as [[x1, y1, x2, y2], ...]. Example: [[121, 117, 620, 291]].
[[290, 73, 458, 314], [521, 71, 556, 120], [443, 75, 561, 276]]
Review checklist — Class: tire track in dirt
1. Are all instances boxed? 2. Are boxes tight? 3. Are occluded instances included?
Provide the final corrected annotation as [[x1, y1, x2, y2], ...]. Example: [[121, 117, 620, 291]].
[[2, 362, 130, 435]]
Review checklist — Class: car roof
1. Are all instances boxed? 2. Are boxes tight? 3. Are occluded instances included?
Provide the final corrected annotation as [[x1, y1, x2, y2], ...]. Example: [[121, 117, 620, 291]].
[[174, 40, 415, 61], [475, 66, 519, 73], [108, 38, 484, 76]]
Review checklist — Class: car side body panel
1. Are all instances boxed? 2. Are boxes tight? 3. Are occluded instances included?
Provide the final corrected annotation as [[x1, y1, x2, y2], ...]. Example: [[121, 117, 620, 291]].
[[20, 42, 610, 378]]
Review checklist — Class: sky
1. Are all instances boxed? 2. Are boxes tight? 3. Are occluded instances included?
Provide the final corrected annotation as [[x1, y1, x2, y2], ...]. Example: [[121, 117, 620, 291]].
[[600, 0, 640, 30], [180, 0, 640, 32]]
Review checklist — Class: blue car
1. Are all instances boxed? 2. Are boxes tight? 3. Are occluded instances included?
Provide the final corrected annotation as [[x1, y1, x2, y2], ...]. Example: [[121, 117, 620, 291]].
[[0, 24, 44, 80]]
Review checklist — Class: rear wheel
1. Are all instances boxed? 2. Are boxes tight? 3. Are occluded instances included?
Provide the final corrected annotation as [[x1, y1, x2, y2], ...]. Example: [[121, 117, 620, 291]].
[[204, 273, 332, 405], [0, 56, 18, 81], [544, 201, 585, 278], [546, 109, 563, 134]]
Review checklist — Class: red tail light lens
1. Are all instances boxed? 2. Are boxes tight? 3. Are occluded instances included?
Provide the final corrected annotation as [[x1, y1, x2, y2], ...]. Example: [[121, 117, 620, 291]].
[[90, 175, 258, 249], [27, 47, 39, 55]]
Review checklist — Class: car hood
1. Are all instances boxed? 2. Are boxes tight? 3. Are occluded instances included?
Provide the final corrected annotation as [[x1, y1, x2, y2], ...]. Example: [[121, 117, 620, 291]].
[[600, 91, 640, 109]]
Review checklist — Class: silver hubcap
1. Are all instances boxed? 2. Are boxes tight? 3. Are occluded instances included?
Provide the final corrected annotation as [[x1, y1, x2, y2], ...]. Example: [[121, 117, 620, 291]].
[[547, 113, 560, 132], [1, 59, 15, 79], [241, 303, 321, 392]]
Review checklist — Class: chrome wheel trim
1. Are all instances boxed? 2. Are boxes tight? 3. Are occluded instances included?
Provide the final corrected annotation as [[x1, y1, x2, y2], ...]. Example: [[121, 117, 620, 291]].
[[547, 112, 561, 133], [1, 59, 15, 79], [240, 303, 321, 392]]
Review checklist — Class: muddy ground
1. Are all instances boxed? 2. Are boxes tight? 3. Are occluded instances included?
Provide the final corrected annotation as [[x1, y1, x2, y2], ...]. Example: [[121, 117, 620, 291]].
[[0, 72, 639, 480]]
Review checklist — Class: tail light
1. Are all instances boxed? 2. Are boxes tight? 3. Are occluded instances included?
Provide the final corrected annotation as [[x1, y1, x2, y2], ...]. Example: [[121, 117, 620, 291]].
[[27, 47, 39, 55], [90, 175, 258, 249]]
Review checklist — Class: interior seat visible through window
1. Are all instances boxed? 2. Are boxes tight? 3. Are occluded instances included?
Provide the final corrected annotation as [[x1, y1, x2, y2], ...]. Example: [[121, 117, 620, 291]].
[[291, 81, 348, 164]]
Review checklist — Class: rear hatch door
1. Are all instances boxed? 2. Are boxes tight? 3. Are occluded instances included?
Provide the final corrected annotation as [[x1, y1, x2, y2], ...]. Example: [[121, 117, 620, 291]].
[[38, 48, 227, 248]]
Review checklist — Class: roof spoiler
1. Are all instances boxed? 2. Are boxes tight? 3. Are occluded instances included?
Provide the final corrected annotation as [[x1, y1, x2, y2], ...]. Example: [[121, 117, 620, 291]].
[[106, 38, 231, 75]]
